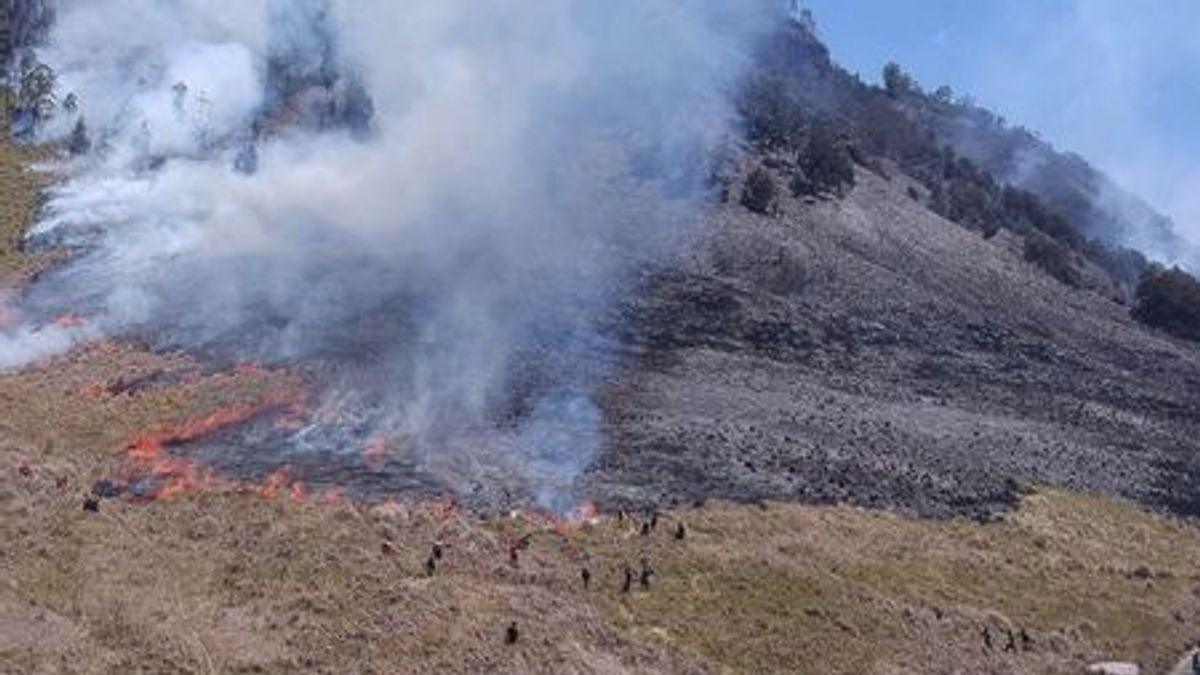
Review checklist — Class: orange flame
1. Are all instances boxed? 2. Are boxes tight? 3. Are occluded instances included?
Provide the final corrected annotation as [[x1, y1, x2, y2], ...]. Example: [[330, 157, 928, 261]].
[[127, 389, 307, 461]]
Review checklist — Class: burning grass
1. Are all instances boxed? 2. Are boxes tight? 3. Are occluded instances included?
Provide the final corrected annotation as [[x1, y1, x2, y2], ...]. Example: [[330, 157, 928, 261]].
[[0, 342, 1197, 672], [8, 424, 1200, 675]]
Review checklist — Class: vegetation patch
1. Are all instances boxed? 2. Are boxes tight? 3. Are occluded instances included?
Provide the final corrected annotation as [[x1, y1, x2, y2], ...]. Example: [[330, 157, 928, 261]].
[[1134, 266, 1200, 342]]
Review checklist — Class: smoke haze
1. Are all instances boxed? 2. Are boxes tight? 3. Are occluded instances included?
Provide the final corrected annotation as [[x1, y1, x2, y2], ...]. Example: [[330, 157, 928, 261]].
[[6, 0, 775, 508]]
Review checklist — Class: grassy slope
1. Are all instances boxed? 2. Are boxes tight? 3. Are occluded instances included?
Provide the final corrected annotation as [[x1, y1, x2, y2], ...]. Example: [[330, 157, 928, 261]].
[[2, 138, 1200, 674], [0, 135, 57, 283]]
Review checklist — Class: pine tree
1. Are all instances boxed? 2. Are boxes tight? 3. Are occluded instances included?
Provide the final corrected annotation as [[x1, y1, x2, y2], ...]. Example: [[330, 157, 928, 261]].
[[68, 117, 91, 155]]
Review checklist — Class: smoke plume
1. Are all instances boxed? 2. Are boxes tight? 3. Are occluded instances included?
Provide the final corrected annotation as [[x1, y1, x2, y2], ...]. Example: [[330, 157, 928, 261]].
[[6, 1, 773, 508]]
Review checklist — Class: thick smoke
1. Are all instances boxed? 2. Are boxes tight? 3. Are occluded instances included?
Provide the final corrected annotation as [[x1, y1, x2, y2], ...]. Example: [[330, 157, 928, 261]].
[[7, 1, 773, 508]]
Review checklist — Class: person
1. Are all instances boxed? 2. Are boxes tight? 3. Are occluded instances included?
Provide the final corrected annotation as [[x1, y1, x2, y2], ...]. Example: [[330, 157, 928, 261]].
[[1191, 644, 1200, 675], [640, 558, 655, 590]]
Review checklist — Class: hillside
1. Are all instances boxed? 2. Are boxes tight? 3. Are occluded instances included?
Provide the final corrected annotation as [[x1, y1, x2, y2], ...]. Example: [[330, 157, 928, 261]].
[[5, 5, 1200, 675], [596, 160, 1200, 521]]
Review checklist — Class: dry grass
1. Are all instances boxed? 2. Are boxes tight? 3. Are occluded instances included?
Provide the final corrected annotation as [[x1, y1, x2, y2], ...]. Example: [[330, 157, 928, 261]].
[[3, 126, 1200, 675], [0, 134, 58, 283], [2, 345, 1199, 674]]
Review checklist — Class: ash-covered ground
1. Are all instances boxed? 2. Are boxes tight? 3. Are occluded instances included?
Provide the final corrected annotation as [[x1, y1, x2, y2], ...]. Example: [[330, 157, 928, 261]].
[[588, 164, 1200, 520]]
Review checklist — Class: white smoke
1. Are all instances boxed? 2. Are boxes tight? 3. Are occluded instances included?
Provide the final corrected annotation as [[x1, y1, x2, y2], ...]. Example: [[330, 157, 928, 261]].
[[5, 0, 775, 507]]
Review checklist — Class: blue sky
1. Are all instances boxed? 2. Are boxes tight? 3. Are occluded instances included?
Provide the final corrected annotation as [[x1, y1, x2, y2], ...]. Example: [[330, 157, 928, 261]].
[[798, 0, 1200, 240]]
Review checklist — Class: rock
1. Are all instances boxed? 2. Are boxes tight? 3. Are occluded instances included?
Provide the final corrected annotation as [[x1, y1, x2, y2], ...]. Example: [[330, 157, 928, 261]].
[[1086, 663, 1139, 675]]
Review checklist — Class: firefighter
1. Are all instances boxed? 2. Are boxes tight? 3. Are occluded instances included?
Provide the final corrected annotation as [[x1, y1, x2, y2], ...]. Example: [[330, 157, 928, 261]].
[[640, 557, 655, 590]]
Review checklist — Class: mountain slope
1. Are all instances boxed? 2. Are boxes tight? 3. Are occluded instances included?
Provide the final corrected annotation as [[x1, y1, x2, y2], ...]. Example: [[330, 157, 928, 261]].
[[593, 157, 1200, 520]]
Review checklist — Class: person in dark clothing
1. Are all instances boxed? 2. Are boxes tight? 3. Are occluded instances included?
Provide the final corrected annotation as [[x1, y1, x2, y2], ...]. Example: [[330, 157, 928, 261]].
[[505, 622, 519, 645], [640, 558, 655, 590], [425, 555, 437, 577], [675, 523, 687, 540], [622, 566, 634, 593], [581, 568, 591, 589]]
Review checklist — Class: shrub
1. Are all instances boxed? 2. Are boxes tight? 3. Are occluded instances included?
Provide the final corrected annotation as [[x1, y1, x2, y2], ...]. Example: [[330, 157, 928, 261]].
[[760, 248, 808, 296], [741, 167, 778, 215], [791, 126, 855, 198], [1024, 233, 1080, 287], [738, 75, 804, 151], [1133, 267, 1200, 342]]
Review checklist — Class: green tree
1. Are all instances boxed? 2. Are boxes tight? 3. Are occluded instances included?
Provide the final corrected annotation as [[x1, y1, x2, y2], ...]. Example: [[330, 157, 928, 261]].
[[741, 167, 779, 215], [792, 125, 855, 198], [882, 62, 916, 98], [1133, 266, 1200, 342], [17, 60, 56, 124], [68, 117, 91, 155]]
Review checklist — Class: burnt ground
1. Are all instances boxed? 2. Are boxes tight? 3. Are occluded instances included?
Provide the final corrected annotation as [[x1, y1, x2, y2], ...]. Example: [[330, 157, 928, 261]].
[[588, 162, 1200, 520], [10, 147, 1200, 523]]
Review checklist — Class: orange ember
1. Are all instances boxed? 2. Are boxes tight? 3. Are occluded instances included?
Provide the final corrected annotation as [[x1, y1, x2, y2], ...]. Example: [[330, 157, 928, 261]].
[[261, 467, 290, 500], [321, 487, 344, 506], [424, 497, 461, 522], [0, 301, 18, 330], [363, 437, 387, 470], [232, 362, 265, 377], [52, 314, 87, 328]]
